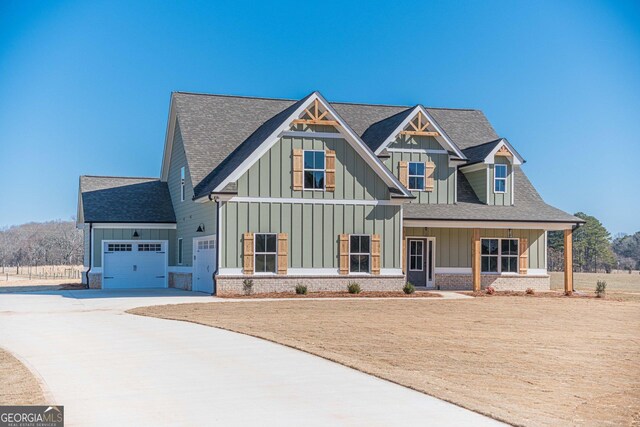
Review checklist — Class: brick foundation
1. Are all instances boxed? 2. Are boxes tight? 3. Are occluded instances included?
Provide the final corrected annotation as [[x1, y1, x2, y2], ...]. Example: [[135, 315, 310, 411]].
[[434, 274, 550, 291], [215, 275, 406, 296], [169, 272, 192, 291], [88, 273, 102, 289]]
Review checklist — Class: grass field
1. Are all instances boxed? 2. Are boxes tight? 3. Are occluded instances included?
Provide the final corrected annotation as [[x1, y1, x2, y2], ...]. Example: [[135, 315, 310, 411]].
[[131, 297, 640, 426], [0, 348, 45, 405], [551, 271, 640, 301]]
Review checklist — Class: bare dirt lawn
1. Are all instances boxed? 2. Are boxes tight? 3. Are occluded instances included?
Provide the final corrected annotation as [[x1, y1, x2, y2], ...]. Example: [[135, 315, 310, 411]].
[[0, 348, 45, 405], [131, 297, 640, 426]]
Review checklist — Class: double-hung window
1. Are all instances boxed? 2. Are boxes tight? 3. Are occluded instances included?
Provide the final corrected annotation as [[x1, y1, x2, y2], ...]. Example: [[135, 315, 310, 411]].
[[408, 162, 425, 191], [180, 167, 186, 201], [303, 150, 325, 190], [349, 235, 370, 273], [481, 238, 519, 273], [494, 164, 507, 193], [255, 233, 277, 273]]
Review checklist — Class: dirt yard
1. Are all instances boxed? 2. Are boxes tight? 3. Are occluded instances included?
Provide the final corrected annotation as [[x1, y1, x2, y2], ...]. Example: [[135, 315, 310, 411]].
[[131, 297, 640, 426], [0, 348, 45, 405]]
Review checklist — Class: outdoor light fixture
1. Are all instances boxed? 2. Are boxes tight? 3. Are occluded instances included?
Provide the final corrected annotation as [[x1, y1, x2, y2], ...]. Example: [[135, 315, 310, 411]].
[[132, 230, 140, 238], [508, 229, 513, 238], [196, 223, 205, 233]]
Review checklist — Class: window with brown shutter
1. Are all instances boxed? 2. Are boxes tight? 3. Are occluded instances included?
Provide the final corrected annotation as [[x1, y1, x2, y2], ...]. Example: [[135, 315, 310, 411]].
[[339, 234, 349, 275], [398, 161, 408, 187], [425, 161, 435, 191], [243, 233, 254, 275], [277, 233, 288, 275], [292, 149, 303, 190], [519, 238, 528, 275], [371, 234, 381, 275], [325, 150, 336, 192]]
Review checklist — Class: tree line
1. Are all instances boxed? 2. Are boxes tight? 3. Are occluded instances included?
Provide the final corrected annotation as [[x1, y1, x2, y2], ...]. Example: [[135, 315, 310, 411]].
[[0, 220, 83, 271], [548, 212, 640, 273]]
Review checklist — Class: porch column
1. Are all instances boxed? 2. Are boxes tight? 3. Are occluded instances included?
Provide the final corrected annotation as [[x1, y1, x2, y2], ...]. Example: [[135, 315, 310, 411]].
[[472, 228, 481, 292], [564, 228, 573, 293]]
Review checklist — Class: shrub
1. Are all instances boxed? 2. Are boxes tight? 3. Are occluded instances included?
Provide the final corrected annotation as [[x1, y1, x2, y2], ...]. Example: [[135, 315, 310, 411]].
[[595, 280, 607, 298], [525, 288, 535, 295], [403, 282, 415, 294], [295, 283, 308, 295], [485, 286, 496, 295], [242, 278, 254, 296], [564, 290, 573, 297], [347, 282, 361, 294]]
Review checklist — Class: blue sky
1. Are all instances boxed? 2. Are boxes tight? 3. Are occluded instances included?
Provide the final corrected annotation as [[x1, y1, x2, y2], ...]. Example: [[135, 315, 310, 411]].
[[1, 0, 638, 234]]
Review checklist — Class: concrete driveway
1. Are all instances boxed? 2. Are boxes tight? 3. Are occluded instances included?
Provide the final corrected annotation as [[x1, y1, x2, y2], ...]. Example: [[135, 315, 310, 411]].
[[0, 289, 503, 426]]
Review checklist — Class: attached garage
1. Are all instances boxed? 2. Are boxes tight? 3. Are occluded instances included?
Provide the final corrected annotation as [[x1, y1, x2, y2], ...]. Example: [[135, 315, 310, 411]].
[[103, 241, 168, 289]]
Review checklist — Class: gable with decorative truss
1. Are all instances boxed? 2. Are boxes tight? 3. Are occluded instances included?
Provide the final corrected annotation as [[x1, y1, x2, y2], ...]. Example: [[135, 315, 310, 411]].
[[399, 111, 441, 138]]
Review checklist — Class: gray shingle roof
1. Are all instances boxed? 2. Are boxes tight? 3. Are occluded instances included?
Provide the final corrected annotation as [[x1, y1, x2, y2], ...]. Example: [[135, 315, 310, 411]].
[[461, 138, 503, 164], [403, 167, 583, 223], [79, 176, 176, 223]]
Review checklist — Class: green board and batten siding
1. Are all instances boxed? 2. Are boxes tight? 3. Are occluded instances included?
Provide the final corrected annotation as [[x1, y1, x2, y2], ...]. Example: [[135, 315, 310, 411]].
[[488, 157, 513, 206], [405, 227, 546, 269], [168, 120, 217, 267], [383, 135, 456, 204], [464, 169, 487, 204], [92, 228, 176, 268]]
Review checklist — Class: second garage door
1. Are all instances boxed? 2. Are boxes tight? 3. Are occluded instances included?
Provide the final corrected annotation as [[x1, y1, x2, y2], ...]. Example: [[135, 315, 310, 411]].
[[103, 241, 167, 289]]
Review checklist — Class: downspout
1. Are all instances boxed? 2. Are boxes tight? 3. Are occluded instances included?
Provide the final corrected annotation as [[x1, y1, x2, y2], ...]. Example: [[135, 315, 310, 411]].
[[209, 193, 220, 296], [85, 223, 92, 289]]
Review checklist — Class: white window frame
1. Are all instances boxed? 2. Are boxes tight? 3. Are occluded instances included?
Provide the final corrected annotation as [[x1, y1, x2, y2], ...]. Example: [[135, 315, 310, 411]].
[[408, 239, 424, 271], [178, 238, 183, 265], [481, 238, 519, 274], [180, 167, 186, 202], [407, 161, 425, 191], [349, 234, 371, 274], [494, 164, 507, 194], [254, 233, 278, 274], [303, 150, 326, 191]]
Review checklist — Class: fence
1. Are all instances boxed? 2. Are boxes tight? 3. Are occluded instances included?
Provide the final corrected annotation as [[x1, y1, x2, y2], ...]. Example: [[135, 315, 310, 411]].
[[0, 265, 83, 281]]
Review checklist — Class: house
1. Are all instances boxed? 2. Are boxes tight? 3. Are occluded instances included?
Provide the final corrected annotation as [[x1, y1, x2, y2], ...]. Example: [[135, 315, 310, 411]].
[[76, 91, 582, 295]]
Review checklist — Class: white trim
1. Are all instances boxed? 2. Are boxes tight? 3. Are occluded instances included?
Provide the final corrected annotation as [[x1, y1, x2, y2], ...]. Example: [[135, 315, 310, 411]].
[[459, 163, 486, 173], [217, 201, 223, 275], [282, 131, 343, 139], [408, 239, 424, 271], [302, 149, 326, 191], [226, 196, 404, 206], [403, 219, 576, 230], [91, 223, 177, 229], [527, 268, 547, 276], [407, 161, 426, 191], [511, 169, 515, 206], [216, 267, 403, 276], [168, 266, 192, 274], [486, 139, 524, 165], [454, 168, 458, 203], [486, 167, 490, 202], [101, 239, 169, 289], [480, 237, 519, 274], [386, 148, 449, 155], [218, 268, 244, 276], [212, 92, 412, 197], [254, 233, 278, 274], [89, 267, 103, 274], [348, 234, 371, 274], [374, 105, 465, 159], [435, 267, 472, 274], [493, 164, 507, 194]]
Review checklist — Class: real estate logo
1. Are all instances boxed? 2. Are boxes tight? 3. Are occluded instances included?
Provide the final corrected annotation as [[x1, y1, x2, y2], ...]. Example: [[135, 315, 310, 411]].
[[0, 406, 63, 427]]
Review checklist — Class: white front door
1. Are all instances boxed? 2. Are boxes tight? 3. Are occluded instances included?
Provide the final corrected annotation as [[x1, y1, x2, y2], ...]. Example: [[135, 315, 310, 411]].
[[103, 241, 167, 289], [193, 236, 216, 294]]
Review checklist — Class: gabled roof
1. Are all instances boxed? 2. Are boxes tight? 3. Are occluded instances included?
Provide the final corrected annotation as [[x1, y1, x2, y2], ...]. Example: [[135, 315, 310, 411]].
[[78, 176, 176, 223], [462, 138, 524, 166]]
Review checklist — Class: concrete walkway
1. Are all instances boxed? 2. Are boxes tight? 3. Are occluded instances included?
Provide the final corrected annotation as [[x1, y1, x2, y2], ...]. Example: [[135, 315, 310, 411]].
[[0, 289, 501, 426]]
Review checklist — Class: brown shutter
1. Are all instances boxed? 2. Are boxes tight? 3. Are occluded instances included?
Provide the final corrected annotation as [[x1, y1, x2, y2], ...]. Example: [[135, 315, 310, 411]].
[[425, 161, 435, 192], [371, 234, 381, 275], [339, 234, 349, 275], [293, 149, 303, 191], [519, 238, 528, 275], [325, 150, 336, 192], [243, 233, 254, 275], [398, 161, 408, 187], [277, 233, 288, 275]]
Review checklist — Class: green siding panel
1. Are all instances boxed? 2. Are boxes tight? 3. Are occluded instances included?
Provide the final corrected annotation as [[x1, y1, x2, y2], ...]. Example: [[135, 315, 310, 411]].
[[464, 169, 488, 204]]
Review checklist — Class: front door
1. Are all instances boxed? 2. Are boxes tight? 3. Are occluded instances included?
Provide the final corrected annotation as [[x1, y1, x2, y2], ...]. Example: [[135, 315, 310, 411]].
[[406, 238, 435, 288], [193, 236, 216, 294]]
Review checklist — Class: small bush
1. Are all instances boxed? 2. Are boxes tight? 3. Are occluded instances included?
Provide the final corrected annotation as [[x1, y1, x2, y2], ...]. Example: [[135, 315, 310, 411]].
[[525, 288, 535, 295], [595, 280, 607, 298], [564, 290, 573, 297], [242, 278, 254, 295], [403, 282, 415, 294], [485, 286, 496, 295], [347, 282, 361, 294], [295, 283, 307, 295]]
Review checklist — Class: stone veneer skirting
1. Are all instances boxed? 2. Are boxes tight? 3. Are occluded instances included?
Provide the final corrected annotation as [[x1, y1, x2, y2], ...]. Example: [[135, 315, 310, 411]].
[[215, 275, 406, 296], [435, 274, 550, 291], [88, 272, 102, 289], [169, 272, 192, 291]]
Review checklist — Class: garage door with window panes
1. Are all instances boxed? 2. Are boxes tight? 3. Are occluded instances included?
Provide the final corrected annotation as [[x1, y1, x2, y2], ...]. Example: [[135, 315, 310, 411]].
[[481, 238, 519, 274], [103, 241, 167, 289]]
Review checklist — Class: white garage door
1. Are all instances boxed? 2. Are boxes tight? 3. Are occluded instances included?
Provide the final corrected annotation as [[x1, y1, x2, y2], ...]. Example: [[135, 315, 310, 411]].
[[103, 241, 167, 289]]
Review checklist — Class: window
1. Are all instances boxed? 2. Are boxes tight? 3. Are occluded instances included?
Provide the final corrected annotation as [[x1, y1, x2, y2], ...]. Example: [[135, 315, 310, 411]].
[[494, 164, 507, 193], [481, 238, 519, 274], [349, 235, 370, 273], [303, 150, 325, 190], [178, 238, 183, 265], [107, 243, 131, 252], [408, 162, 425, 191], [197, 240, 215, 250], [180, 167, 186, 201], [255, 233, 277, 273], [409, 240, 424, 271], [138, 243, 162, 252]]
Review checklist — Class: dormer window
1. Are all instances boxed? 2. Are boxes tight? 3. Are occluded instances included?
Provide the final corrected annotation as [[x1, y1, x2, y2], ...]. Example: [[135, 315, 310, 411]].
[[408, 162, 425, 191], [180, 167, 186, 201], [494, 164, 507, 193], [303, 150, 325, 190]]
